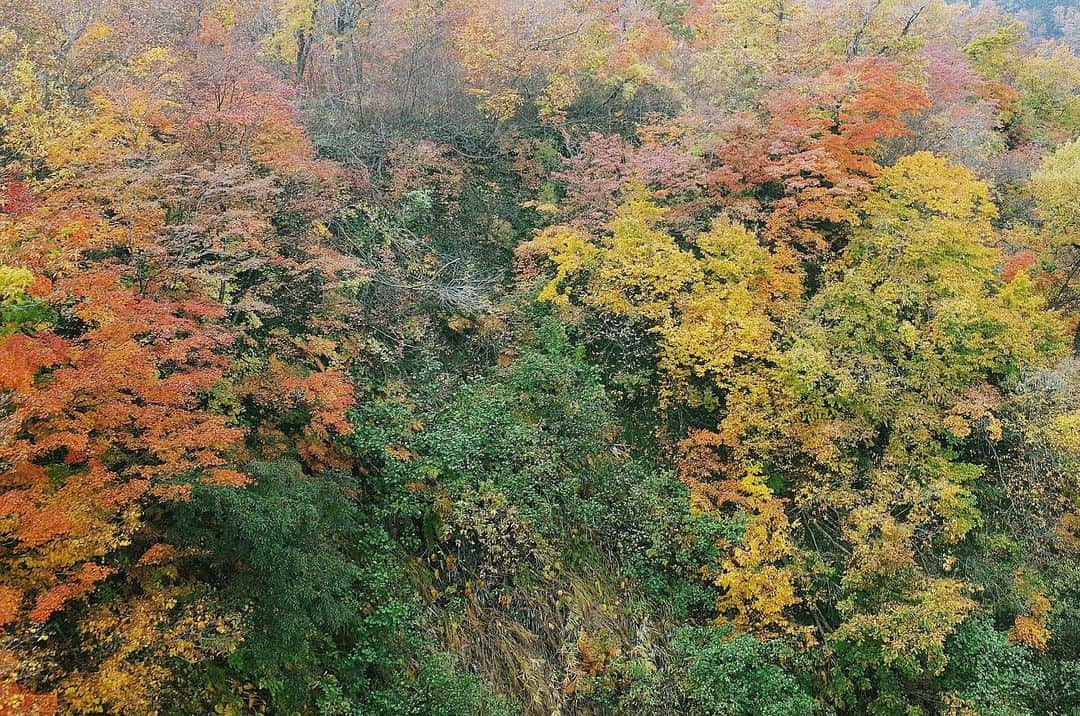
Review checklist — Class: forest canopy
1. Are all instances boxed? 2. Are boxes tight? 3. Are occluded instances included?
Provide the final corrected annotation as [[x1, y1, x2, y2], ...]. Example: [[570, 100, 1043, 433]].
[[0, 0, 1078, 714]]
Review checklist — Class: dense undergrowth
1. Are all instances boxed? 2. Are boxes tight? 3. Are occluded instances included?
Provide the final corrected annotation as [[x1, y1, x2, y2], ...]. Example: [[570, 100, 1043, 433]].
[[1, 0, 1079, 714]]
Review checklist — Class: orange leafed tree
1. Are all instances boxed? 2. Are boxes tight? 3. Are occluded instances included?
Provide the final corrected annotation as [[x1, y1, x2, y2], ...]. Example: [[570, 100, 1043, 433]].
[[709, 58, 929, 255], [0, 11, 346, 710], [0, 264, 248, 707]]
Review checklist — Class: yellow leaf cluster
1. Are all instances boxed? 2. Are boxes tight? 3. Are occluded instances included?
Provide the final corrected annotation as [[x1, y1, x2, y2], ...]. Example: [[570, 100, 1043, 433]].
[[524, 189, 798, 404]]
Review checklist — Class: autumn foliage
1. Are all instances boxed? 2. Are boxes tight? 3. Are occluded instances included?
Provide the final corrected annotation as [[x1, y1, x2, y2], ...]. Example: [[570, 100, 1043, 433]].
[[1, 0, 1078, 714]]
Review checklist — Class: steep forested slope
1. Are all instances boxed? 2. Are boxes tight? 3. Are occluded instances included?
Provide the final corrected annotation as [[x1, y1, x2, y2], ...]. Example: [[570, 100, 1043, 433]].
[[0, 1, 1078, 714]]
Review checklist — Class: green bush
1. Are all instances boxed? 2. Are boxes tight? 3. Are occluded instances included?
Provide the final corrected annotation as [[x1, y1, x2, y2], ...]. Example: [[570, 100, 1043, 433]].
[[669, 626, 815, 716], [172, 460, 506, 714]]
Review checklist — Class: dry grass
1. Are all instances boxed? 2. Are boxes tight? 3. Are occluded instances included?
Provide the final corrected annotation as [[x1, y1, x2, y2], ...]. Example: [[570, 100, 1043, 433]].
[[422, 559, 676, 715]]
